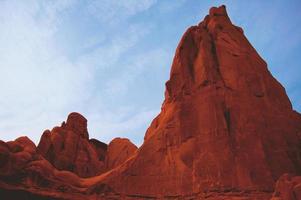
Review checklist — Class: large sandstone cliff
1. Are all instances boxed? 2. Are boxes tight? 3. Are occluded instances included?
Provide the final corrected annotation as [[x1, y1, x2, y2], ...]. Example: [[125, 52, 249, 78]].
[[93, 5, 301, 198]]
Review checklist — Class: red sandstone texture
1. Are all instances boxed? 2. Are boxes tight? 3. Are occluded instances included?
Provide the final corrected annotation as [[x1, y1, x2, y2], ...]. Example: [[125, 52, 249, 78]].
[[0, 5, 300, 200], [0, 136, 85, 199], [0, 113, 137, 199], [92, 5, 301, 199], [105, 138, 137, 170], [0, 137, 37, 177], [271, 174, 301, 200], [89, 138, 107, 162], [37, 112, 106, 177]]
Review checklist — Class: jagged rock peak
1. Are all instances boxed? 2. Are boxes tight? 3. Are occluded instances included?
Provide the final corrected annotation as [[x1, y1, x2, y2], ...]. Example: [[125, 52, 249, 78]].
[[37, 112, 105, 177], [209, 5, 228, 17], [200, 5, 232, 27], [165, 5, 246, 102], [65, 112, 89, 139]]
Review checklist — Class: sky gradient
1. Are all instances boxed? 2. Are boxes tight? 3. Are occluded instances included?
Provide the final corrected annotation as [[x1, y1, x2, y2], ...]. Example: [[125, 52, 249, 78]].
[[0, 0, 300, 146]]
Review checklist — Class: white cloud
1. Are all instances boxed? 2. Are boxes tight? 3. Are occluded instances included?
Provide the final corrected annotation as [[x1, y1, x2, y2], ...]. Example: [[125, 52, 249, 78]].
[[0, 0, 93, 143], [78, 31, 168, 146], [88, 0, 157, 24], [0, 0, 162, 147], [104, 48, 169, 97], [76, 24, 149, 70], [88, 108, 159, 146], [158, 0, 187, 12]]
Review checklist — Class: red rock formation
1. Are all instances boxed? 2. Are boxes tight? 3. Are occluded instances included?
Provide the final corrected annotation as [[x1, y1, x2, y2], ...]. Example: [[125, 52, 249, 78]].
[[89, 138, 107, 161], [37, 112, 106, 177], [0, 137, 37, 177], [94, 5, 301, 198], [105, 138, 137, 170], [0, 137, 91, 200], [271, 174, 301, 200], [0, 5, 300, 200], [0, 136, 137, 199], [66, 112, 89, 139]]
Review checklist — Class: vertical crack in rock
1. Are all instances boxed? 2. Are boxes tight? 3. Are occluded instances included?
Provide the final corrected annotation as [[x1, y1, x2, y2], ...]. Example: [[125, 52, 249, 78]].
[[208, 32, 226, 86], [224, 108, 231, 133]]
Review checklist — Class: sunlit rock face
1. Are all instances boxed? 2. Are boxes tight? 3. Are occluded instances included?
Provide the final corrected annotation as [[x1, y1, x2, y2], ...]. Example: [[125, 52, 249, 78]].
[[98, 5, 301, 198], [37, 112, 106, 178], [104, 137, 137, 170]]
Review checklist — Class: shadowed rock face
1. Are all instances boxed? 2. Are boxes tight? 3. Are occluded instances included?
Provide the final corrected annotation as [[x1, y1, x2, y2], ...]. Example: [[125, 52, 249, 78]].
[[37, 112, 106, 177], [89, 138, 108, 161], [0, 137, 37, 177], [98, 5, 301, 197]]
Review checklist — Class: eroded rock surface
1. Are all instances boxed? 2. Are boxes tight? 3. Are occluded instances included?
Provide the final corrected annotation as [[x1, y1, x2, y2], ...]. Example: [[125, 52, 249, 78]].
[[105, 138, 137, 170], [0, 137, 37, 177], [37, 112, 106, 177], [96, 5, 301, 197], [0, 136, 87, 200], [271, 174, 301, 200], [89, 138, 107, 162]]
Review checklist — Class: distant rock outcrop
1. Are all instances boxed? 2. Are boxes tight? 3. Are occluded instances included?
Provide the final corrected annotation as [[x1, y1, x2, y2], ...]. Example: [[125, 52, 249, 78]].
[[105, 138, 137, 170], [37, 112, 106, 177]]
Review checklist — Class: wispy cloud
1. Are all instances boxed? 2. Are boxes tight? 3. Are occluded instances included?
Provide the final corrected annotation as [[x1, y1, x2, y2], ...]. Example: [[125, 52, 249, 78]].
[[104, 48, 169, 97], [76, 24, 150, 70], [89, 108, 159, 146], [88, 0, 157, 24], [0, 0, 89, 143], [0, 0, 162, 146], [158, 0, 187, 12]]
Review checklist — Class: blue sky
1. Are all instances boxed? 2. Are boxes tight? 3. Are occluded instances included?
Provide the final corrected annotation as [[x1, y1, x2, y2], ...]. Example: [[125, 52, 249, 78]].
[[0, 0, 300, 146]]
